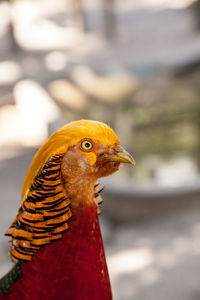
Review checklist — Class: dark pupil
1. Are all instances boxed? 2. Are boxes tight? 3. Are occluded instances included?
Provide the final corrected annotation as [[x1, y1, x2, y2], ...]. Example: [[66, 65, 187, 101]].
[[85, 142, 90, 148]]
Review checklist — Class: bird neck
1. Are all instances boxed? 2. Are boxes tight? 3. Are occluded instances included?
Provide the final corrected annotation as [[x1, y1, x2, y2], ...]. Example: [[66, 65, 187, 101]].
[[62, 172, 98, 209], [60, 148, 99, 209], [7, 205, 112, 300]]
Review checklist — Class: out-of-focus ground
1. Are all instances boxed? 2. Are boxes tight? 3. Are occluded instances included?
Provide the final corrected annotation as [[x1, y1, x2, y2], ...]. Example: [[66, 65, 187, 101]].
[[1, 0, 200, 299]]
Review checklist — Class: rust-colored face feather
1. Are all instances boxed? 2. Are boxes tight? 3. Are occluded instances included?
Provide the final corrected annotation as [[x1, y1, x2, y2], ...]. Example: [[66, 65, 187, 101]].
[[6, 120, 134, 262]]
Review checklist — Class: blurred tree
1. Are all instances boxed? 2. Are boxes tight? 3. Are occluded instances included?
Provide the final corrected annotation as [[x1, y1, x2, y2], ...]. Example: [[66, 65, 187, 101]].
[[190, 0, 200, 30], [67, 0, 87, 31], [67, 0, 117, 38], [1, 0, 19, 51], [102, 0, 117, 39]]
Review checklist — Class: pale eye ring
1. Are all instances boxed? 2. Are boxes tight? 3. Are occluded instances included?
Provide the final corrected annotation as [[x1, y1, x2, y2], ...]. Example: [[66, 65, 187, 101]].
[[81, 140, 93, 151]]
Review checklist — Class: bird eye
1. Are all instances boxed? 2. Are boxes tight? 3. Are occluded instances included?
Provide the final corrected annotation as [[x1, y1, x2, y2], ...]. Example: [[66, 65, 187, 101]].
[[81, 140, 93, 151]]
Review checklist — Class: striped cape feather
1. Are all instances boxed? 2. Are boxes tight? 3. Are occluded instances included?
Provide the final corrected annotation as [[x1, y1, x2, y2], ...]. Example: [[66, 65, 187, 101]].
[[6, 153, 71, 262]]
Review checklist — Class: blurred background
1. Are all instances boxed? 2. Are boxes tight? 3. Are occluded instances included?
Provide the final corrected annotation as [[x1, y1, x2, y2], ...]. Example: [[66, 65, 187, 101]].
[[1, 0, 200, 299]]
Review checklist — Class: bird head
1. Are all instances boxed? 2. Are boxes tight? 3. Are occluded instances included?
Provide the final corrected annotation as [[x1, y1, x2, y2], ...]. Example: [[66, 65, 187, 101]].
[[22, 120, 135, 201], [61, 135, 135, 182]]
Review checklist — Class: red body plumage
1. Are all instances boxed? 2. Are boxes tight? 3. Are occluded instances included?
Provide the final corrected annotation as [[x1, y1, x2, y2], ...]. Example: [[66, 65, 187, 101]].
[[1, 205, 112, 300]]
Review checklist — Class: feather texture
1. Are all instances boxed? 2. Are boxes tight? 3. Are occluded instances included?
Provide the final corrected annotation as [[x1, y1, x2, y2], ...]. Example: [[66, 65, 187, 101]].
[[6, 154, 71, 262]]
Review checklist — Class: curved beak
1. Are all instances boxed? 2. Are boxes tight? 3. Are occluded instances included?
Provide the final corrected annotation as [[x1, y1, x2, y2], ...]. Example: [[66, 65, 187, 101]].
[[112, 146, 136, 165]]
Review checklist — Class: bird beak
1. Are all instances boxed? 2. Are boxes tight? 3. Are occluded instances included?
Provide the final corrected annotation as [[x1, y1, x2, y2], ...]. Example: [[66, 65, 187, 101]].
[[112, 146, 136, 165]]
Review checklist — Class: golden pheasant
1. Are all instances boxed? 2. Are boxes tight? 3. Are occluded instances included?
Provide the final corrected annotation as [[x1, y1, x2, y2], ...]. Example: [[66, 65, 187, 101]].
[[0, 120, 135, 300]]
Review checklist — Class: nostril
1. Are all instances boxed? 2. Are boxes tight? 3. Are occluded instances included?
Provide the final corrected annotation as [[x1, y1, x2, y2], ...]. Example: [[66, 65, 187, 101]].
[[99, 153, 105, 157]]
